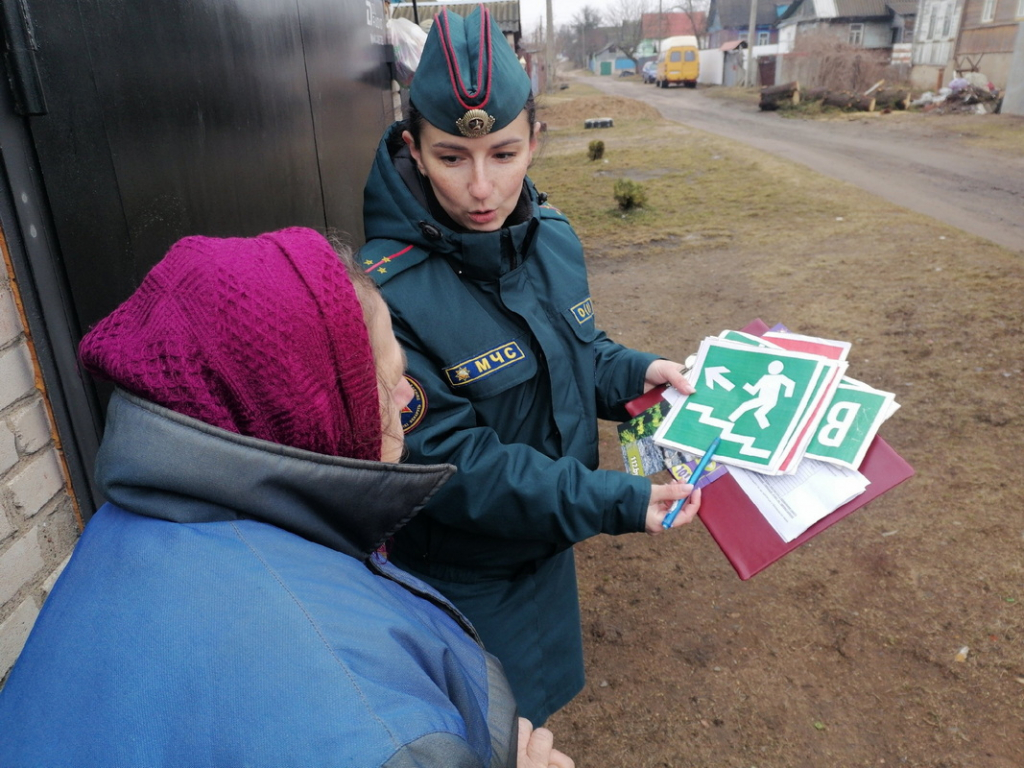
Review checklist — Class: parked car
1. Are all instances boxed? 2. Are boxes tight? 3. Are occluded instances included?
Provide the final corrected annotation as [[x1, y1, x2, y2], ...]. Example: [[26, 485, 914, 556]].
[[642, 61, 657, 84]]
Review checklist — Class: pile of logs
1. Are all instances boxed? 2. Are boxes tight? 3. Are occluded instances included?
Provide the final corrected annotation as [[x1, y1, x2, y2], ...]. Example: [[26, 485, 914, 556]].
[[759, 82, 800, 111], [759, 80, 911, 113]]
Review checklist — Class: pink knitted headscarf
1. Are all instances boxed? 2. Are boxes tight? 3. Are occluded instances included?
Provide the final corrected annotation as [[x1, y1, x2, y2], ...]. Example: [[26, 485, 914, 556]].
[[79, 227, 382, 460]]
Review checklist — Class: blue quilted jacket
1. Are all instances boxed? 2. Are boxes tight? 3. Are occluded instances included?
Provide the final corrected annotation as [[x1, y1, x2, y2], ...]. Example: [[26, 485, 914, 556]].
[[0, 390, 517, 767]]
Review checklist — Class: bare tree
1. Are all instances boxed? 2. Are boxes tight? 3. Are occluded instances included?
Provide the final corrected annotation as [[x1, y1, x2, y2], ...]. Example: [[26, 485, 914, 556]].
[[564, 6, 604, 69], [605, 0, 652, 68]]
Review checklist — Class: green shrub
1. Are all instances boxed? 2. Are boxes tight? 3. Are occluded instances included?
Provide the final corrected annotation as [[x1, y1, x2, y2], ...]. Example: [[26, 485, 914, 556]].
[[587, 139, 605, 161], [613, 179, 647, 210]]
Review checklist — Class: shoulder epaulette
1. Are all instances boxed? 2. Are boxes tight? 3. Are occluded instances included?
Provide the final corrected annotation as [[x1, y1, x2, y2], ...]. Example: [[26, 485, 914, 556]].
[[360, 240, 431, 285]]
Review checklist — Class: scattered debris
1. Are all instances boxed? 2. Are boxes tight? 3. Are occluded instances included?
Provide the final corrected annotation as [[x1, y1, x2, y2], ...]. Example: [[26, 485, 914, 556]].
[[954, 646, 970, 663], [912, 82, 1002, 115]]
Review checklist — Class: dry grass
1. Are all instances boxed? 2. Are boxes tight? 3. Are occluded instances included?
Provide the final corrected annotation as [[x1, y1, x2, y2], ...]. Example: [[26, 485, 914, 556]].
[[531, 91, 969, 256]]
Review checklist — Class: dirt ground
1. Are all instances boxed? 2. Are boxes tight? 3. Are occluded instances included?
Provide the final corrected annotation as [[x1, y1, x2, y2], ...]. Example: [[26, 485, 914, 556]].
[[537, 91, 1024, 767]]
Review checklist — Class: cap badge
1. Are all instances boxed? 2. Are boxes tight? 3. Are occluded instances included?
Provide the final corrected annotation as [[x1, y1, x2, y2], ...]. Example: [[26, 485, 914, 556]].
[[456, 109, 496, 138]]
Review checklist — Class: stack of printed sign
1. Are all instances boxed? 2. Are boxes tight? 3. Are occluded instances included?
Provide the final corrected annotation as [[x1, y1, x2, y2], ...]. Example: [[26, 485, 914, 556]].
[[651, 327, 900, 543], [653, 328, 898, 476]]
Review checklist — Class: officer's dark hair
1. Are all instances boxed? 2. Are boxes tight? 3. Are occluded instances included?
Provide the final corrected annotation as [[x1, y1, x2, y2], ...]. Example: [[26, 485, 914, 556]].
[[393, 95, 538, 152]]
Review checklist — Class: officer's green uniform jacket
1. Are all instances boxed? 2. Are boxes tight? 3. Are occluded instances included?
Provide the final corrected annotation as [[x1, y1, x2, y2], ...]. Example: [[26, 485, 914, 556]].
[[360, 125, 659, 725]]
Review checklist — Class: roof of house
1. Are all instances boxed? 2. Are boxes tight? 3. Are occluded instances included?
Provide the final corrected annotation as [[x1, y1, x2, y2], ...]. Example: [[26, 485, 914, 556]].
[[835, 0, 892, 16], [779, 0, 893, 22], [885, 0, 918, 15], [641, 12, 706, 39], [389, 1, 521, 35], [710, 0, 785, 29]]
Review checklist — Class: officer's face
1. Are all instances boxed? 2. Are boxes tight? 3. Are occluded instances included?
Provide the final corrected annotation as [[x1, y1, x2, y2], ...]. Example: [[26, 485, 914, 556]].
[[404, 112, 538, 232]]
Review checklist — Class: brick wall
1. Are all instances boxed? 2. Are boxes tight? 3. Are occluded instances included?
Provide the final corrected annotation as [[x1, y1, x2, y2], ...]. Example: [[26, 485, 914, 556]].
[[0, 256, 82, 685]]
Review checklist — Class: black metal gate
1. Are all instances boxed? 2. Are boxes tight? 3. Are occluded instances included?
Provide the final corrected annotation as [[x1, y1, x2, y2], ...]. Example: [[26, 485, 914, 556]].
[[0, 0, 395, 516]]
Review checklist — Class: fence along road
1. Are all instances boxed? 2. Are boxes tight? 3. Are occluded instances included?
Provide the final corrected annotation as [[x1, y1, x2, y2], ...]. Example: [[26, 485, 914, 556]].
[[584, 75, 1024, 254]]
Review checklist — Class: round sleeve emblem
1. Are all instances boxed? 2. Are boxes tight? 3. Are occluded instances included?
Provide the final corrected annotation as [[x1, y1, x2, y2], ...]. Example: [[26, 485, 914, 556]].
[[400, 375, 428, 434]]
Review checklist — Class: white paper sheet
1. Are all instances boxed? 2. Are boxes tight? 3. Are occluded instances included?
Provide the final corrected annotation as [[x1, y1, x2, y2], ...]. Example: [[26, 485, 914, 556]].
[[729, 460, 869, 542]]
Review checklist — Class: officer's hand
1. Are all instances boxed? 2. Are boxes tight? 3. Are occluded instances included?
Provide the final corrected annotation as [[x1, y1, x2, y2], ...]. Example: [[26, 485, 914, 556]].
[[517, 718, 574, 768], [643, 359, 695, 396], [645, 481, 701, 534]]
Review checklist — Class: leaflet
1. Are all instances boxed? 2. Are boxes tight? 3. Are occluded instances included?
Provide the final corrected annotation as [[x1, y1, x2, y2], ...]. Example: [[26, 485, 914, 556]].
[[729, 460, 869, 542]]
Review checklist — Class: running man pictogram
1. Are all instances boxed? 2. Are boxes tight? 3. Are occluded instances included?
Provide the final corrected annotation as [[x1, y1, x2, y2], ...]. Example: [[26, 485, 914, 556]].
[[727, 360, 795, 429]]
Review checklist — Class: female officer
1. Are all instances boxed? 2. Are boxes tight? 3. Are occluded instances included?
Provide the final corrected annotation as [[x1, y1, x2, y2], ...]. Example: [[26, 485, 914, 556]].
[[360, 6, 701, 726]]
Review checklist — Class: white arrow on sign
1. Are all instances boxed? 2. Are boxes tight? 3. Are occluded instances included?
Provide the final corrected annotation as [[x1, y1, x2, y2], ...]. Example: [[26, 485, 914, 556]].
[[704, 365, 734, 391]]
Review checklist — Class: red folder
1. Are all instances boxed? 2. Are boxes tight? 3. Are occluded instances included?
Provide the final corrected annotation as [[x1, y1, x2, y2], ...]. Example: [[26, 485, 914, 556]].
[[627, 320, 915, 579]]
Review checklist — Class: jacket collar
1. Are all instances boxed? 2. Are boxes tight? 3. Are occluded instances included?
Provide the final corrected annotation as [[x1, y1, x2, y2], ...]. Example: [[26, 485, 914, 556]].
[[96, 390, 455, 560]]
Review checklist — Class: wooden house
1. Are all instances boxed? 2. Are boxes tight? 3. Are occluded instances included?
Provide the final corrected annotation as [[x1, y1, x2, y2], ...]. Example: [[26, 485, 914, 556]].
[[777, 0, 905, 51], [953, 0, 1023, 86], [910, 0, 965, 89], [706, 0, 787, 49]]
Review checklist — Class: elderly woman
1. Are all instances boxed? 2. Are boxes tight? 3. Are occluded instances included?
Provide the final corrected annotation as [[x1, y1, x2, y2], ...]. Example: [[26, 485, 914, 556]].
[[0, 228, 571, 768]]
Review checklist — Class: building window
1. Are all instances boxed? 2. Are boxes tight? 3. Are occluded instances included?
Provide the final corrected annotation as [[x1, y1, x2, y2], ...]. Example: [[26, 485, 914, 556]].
[[757, 30, 770, 46], [849, 23, 864, 45], [926, 6, 938, 38], [981, 0, 996, 22], [941, 9, 953, 36]]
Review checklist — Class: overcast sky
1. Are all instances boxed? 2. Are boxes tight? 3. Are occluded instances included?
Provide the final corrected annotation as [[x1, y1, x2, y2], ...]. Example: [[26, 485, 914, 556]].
[[518, 0, 622, 36]]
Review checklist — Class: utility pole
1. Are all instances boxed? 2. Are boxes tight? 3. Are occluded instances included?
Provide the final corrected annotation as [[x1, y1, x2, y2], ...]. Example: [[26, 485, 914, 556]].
[[744, 0, 758, 87], [546, 0, 555, 91]]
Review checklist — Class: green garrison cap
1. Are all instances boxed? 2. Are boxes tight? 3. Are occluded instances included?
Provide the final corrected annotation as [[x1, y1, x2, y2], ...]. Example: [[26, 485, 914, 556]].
[[410, 5, 531, 138]]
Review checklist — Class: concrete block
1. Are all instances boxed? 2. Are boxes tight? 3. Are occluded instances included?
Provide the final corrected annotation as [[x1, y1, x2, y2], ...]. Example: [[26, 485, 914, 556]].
[[0, 597, 39, 680], [0, 282, 22, 348], [0, 282, 21, 348], [0, 343, 35, 411], [0, 422, 17, 475], [11, 399, 52, 454], [8, 451, 63, 519], [0, 503, 11, 541], [0, 527, 43, 606]]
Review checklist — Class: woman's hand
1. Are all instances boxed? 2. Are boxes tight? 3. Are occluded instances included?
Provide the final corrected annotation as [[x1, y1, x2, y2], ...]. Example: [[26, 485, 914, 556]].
[[518, 718, 574, 768], [645, 480, 701, 534], [643, 358, 695, 395]]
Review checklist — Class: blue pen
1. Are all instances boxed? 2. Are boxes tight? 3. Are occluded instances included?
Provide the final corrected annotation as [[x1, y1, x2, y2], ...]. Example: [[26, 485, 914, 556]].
[[662, 435, 721, 529]]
